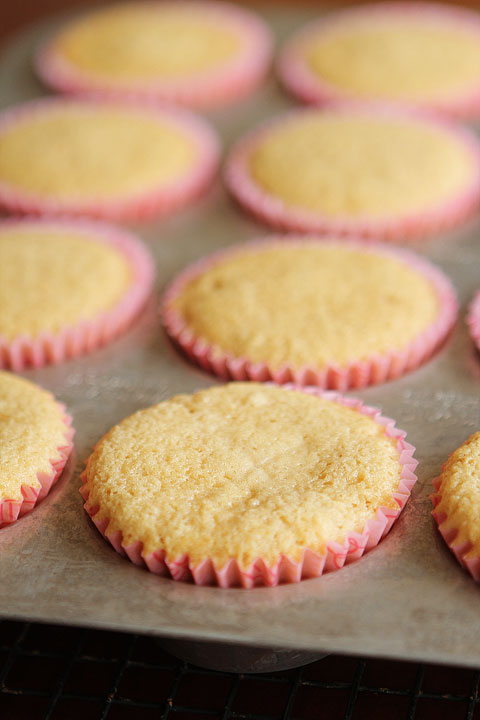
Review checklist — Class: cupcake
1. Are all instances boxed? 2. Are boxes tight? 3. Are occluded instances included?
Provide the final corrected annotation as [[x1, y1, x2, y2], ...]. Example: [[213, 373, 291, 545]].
[[432, 432, 480, 581], [278, 3, 480, 119], [0, 372, 74, 528], [36, 1, 273, 108], [0, 218, 154, 371], [81, 383, 417, 587], [467, 290, 480, 354], [0, 98, 219, 221], [225, 106, 480, 241], [162, 239, 457, 390]]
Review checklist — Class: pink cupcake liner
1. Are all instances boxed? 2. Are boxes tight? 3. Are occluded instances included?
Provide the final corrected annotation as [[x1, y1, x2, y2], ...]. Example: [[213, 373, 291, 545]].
[[35, 1, 273, 109], [278, 3, 480, 120], [0, 98, 219, 222], [80, 385, 418, 587], [0, 403, 74, 528], [0, 218, 154, 371], [161, 237, 458, 391], [224, 104, 480, 242], [467, 290, 480, 354], [431, 474, 480, 582]]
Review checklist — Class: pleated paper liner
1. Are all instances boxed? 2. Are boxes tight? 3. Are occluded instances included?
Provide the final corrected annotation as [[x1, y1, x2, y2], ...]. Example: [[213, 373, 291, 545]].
[[224, 105, 480, 241], [0, 218, 154, 371], [0, 98, 220, 222], [278, 3, 480, 119], [431, 473, 480, 582], [0, 403, 74, 528], [162, 238, 458, 391], [36, 1, 273, 109], [81, 386, 418, 588]]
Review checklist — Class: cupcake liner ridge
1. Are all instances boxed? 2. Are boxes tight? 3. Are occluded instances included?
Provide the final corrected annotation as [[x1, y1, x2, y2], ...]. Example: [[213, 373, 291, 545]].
[[161, 238, 458, 391], [0, 218, 155, 371], [35, 1, 273, 109], [278, 3, 480, 120], [431, 474, 480, 582], [0, 405, 74, 528], [81, 386, 418, 588], [224, 104, 480, 241], [0, 98, 219, 221]]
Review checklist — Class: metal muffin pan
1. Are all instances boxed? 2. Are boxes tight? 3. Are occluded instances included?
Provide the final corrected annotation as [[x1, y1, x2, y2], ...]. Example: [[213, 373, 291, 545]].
[[2, 6, 480, 673]]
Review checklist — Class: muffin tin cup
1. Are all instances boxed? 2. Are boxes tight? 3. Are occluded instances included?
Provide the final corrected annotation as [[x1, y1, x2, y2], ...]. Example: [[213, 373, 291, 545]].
[[0, 98, 220, 221], [278, 3, 480, 119], [80, 385, 418, 588], [35, 1, 273, 109], [161, 238, 458, 391], [0, 219, 155, 371], [224, 105, 480, 242], [467, 290, 480, 354], [431, 476, 480, 582], [0, 405, 74, 528]]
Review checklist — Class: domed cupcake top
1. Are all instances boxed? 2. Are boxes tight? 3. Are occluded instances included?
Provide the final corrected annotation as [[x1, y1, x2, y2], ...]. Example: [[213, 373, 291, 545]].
[[0, 99, 219, 220], [279, 3, 480, 118], [163, 239, 457, 388], [0, 223, 132, 340], [0, 371, 73, 527], [225, 106, 480, 239], [432, 432, 480, 581], [82, 382, 415, 585], [36, 1, 273, 107], [0, 219, 154, 370]]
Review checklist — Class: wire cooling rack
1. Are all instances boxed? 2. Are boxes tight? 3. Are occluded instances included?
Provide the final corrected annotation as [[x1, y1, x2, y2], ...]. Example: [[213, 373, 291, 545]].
[[0, 621, 479, 720]]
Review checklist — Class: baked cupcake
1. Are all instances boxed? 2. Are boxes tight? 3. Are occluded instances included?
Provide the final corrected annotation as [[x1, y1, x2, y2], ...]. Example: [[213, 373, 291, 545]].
[[278, 3, 480, 119], [467, 290, 480, 354], [162, 239, 457, 390], [81, 383, 417, 587], [0, 372, 74, 528], [225, 106, 480, 241], [0, 218, 154, 370], [432, 432, 480, 581], [36, 1, 272, 108], [0, 98, 219, 221]]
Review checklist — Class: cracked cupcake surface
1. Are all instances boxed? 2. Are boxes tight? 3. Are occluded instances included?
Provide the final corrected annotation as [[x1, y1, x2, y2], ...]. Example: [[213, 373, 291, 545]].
[[83, 383, 405, 572]]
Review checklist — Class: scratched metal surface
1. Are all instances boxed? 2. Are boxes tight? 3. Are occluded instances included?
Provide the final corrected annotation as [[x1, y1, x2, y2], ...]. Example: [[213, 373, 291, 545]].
[[1, 6, 480, 669]]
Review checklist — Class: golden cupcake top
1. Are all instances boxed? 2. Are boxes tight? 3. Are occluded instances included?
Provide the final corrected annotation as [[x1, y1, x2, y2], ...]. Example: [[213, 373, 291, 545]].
[[435, 432, 480, 558], [298, 6, 480, 103], [0, 224, 132, 340], [248, 112, 476, 219], [84, 383, 402, 568], [0, 102, 198, 200], [169, 243, 439, 371], [0, 372, 68, 501], [49, 2, 241, 82]]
